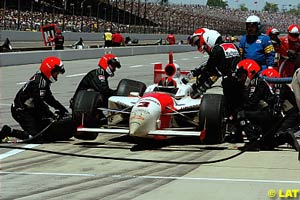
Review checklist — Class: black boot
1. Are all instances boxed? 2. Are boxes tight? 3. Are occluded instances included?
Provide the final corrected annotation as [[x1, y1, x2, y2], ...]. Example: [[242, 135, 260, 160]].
[[11, 129, 31, 140], [0, 125, 30, 141], [224, 132, 244, 143], [285, 130, 300, 151], [238, 141, 260, 151], [240, 120, 261, 143], [0, 125, 13, 141]]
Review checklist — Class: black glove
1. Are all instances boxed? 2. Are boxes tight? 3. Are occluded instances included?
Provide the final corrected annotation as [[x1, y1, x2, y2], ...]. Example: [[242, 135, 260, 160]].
[[182, 72, 194, 84], [287, 50, 296, 60], [55, 109, 69, 120], [190, 84, 203, 99], [237, 110, 246, 120], [69, 98, 74, 109], [43, 108, 56, 119]]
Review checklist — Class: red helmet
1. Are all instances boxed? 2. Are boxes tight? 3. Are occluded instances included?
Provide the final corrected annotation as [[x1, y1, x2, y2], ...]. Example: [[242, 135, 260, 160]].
[[56, 29, 62, 34], [287, 24, 300, 42], [236, 59, 260, 80], [266, 27, 279, 36], [199, 29, 222, 53], [40, 56, 65, 82], [261, 68, 280, 78], [98, 54, 121, 77], [190, 28, 209, 52]]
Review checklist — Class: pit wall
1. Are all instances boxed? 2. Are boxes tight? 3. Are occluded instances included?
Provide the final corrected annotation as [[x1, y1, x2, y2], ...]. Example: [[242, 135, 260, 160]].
[[0, 30, 189, 42], [0, 44, 195, 66]]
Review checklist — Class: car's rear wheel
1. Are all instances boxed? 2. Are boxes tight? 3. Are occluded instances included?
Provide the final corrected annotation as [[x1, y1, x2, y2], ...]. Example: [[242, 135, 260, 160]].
[[115, 79, 146, 96], [72, 90, 103, 140], [199, 94, 226, 144]]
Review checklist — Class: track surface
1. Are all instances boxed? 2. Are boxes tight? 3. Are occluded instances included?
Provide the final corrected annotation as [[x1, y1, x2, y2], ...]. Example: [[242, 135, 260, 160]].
[[0, 51, 300, 200]]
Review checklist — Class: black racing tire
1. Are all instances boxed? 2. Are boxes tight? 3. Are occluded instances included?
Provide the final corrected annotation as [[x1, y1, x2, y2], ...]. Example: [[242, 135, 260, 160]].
[[116, 79, 146, 96], [72, 90, 103, 140], [199, 94, 226, 144], [42, 116, 77, 142]]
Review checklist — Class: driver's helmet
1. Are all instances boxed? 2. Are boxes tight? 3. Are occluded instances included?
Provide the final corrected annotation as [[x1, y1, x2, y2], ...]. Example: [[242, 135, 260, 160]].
[[157, 77, 178, 94], [98, 54, 121, 77], [261, 68, 280, 78], [236, 59, 261, 80], [198, 29, 222, 54], [287, 24, 300, 42], [246, 15, 261, 30], [190, 28, 209, 52], [40, 56, 65, 83]]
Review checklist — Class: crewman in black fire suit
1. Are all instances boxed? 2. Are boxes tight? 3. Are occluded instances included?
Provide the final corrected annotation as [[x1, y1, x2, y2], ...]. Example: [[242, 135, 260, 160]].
[[0, 56, 69, 142], [183, 28, 243, 118], [234, 60, 283, 148], [260, 68, 300, 150], [71, 53, 121, 108], [236, 65, 300, 150]]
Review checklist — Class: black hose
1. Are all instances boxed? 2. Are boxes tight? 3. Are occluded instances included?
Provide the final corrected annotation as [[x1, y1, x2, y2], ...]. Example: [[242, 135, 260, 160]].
[[0, 144, 244, 165], [17, 120, 55, 143], [262, 76, 292, 84], [0, 110, 296, 165]]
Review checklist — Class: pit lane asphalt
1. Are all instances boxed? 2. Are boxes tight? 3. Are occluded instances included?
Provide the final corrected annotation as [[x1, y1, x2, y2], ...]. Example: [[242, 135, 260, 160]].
[[0, 51, 300, 200]]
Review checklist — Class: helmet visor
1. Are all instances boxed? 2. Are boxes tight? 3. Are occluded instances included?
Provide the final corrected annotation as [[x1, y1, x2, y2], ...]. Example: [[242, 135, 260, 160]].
[[53, 65, 65, 74], [190, 35, 199, 47], [289, 33, 299, 38], [108, 58, 121, 69]]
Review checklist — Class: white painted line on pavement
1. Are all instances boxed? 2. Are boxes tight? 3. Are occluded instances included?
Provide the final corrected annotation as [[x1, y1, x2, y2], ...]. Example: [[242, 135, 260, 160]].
[[0, 171, 96, 177], [150, 62, 162, 65], [16, 81, 26, 85], [193, 57, 199, 59], [129, 65, 144, 68], [112, 174, 300, 184], [0, 144, 40, 160], [66, 73, 87, 78], [180, 58, 189, 61], [2, 172, 298, 183]]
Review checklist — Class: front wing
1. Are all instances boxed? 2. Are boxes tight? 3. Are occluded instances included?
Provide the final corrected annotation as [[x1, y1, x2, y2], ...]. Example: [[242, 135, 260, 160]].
[[77, 127, 202, 137]]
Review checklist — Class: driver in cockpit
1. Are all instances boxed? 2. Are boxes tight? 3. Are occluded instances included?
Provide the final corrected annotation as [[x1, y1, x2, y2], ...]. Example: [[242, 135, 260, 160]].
[[157, 77, 178, 95]]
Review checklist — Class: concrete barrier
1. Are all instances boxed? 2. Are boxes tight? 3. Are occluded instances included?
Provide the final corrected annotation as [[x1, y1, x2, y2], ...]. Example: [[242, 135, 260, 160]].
[[0, 45, 195, 66], [0, 30, 189, 42]]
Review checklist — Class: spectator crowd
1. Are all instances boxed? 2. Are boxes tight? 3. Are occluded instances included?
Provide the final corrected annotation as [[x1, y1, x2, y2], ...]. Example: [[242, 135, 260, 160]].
[[0, 0, 299, 35]]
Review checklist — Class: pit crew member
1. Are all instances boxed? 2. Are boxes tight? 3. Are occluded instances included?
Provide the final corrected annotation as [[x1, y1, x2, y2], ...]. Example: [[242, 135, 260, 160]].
[[0, 56, 69, 142], [239, 15, 275, 71], [71, 54, 121, 108], [184, 28, 243, 118], [277, 24, 300, 77]]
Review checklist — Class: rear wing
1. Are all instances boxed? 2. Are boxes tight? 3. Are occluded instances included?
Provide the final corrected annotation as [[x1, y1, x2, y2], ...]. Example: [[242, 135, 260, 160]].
[[154, 52, 189, 83]]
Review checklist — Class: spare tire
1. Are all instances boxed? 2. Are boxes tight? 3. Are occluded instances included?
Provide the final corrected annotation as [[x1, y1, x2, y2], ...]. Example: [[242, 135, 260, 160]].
[[72, 90, 103, 140], [199, 94, 226, 144], [116, 79, 146, 96]]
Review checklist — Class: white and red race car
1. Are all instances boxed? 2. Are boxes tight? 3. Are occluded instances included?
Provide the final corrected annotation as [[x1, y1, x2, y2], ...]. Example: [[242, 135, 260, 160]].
[[72, 52, 226, 144]]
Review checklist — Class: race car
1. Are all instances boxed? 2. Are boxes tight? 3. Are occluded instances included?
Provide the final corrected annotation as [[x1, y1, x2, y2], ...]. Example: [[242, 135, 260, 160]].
[[72, 52, 226, 144]]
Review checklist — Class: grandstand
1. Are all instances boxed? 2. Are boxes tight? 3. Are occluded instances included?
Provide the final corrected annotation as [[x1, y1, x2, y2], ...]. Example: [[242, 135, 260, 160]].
[[0, 0, 298, 35]]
